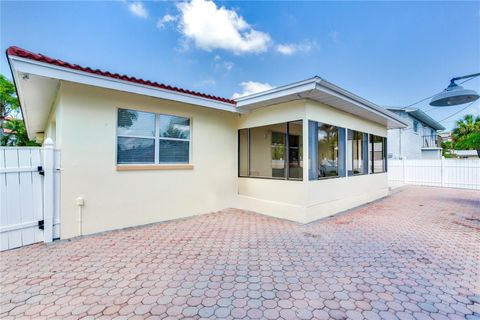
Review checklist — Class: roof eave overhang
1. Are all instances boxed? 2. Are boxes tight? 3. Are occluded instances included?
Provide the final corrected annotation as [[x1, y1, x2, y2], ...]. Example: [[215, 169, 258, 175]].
[[408, 110, 445, 131], [8, 54, 238, 114], [236, 77, 408, 129], [8, 55, 32, 139]]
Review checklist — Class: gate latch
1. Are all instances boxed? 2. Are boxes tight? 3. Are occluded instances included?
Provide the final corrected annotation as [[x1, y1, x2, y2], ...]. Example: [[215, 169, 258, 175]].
[[38, 220, 44, 230], [37, 166, 44, 176]]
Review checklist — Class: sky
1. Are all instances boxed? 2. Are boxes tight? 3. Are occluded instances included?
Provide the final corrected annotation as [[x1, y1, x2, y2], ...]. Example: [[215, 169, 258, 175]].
[[1, 0, 479, 130]]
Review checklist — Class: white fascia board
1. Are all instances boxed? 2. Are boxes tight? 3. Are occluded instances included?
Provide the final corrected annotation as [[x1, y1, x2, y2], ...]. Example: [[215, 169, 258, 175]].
[[235, 77, 318, 108], [315, 81, 409, 128], [9, 56, 238, 113], [236, 76, 408, 128], [8, 58, 32, 136]]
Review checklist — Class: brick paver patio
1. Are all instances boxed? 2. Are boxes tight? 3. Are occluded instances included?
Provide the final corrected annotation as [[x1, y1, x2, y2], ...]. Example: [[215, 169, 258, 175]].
[[1, 186, 479, 319]]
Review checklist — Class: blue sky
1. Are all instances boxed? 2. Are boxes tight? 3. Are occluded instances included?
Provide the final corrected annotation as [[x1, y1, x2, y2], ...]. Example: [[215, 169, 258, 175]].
[[1, 0, 479, 129]]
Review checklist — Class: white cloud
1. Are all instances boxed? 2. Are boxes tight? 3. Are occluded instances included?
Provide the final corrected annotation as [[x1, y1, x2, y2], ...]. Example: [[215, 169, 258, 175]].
[[213, 55, 234, 72], [232, 81, 274, 99], [276, 41, 316, 56], [157, 14, 177, 29], [176, 0, 271, 54], [128, 2, 148, 18]]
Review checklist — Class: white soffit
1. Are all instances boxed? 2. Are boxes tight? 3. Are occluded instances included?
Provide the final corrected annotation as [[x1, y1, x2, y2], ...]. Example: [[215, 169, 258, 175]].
[[9, 62, 59, 139]]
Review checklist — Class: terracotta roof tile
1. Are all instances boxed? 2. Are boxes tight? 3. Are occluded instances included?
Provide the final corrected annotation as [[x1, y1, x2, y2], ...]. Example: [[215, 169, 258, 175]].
[[7, 46, 236, 105]]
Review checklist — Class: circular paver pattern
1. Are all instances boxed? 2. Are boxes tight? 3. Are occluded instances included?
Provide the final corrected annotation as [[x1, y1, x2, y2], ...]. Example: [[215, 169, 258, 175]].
[[0, 187, 478, 319]]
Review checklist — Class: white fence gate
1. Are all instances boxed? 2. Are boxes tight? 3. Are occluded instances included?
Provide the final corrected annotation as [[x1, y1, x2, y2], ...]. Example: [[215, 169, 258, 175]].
[[388, 158, 480, 190], [0, 139, 60, 251]]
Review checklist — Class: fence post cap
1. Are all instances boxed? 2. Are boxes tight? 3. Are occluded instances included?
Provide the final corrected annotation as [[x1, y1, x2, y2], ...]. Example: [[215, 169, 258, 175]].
[[43, 138, 54, 148]]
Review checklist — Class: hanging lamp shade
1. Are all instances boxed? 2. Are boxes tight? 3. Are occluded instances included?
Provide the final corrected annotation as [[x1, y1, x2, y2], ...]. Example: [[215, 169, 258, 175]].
[[430, 82, 479, 107]]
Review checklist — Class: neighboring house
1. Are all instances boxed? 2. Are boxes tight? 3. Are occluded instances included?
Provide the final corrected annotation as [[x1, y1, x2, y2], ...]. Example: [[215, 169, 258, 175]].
[[438, 130, 452, 143], [385, 107, 445, 159], [7, 46, 407, 240]]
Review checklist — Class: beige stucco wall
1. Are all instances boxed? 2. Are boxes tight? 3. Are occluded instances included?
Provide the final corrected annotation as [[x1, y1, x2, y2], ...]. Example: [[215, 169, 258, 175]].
[[235, 99, 388, 223], [55, 82, 238, 239], [47, 86, 390, 238]]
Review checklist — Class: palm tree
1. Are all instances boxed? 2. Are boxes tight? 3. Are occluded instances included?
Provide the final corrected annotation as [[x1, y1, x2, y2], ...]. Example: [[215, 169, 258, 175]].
[[452, 114, 480, 138], [0, 118, 40, 146], [452, 114, 480, 157]]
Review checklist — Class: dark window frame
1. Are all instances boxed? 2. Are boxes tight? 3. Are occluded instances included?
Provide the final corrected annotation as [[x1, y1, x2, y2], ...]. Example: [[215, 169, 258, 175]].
[[369, 134, 387, 174]]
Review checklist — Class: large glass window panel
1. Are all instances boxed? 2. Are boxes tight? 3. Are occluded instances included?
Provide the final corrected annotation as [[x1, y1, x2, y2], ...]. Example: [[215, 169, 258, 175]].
[[370, 134, 385, 173], [317, 123, 339, 178], [288, 121, 303, 179], [347, 130, 353, 175], [271, 131, 286, 178], [238, 129, 249, 177], [348, 130, 364, 175], [117, 137, 155, 164], [117, 109, 155, 137], [159, 140, 189, 163], [159, 115, 190, 139], [248, 123, 287, 179], [116, 109, 191, 165], [238, 121, 303, 180]]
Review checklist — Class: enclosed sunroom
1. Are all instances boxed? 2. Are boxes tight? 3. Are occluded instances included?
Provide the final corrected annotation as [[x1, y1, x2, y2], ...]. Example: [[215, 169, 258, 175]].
[[8, 45, 407, 238], [234, 77, 407, 223]]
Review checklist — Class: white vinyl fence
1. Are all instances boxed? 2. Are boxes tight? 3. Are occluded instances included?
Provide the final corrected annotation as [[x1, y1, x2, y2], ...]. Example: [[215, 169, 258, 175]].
[[0, 139, 60, 251], [388, 158, 480, 190]]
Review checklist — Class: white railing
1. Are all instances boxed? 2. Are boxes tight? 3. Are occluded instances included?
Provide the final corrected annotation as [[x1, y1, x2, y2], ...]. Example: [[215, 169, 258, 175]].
[[388, 158, 480, 190]]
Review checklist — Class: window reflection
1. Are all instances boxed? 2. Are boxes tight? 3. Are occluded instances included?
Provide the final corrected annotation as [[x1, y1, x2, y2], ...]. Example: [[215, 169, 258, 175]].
[[318, 123, 339, 178]]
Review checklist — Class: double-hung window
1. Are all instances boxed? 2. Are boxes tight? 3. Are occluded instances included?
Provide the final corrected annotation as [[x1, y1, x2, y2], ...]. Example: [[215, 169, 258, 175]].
[[117, 108, 190, 165]]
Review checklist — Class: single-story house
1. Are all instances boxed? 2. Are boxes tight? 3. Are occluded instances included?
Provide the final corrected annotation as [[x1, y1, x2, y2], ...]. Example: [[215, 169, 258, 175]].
[[7, 46, 407, 240]]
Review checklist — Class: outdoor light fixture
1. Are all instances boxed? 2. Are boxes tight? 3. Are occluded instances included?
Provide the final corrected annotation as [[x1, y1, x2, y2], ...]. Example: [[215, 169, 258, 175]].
[[429, 72, 480, 107]]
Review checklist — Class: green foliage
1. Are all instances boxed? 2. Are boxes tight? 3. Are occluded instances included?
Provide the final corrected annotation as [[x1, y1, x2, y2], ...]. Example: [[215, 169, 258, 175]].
[[452, 114, 480, 138], [163, 125, 188, 139], [0, 74, 20, 118], [1, 118, 40, 146], [118, 109, 138, 128], [454, 132, 480, 156], [0, 75, 39, 146], [441, 141, 454, 158], [446, 114, 480, 156]]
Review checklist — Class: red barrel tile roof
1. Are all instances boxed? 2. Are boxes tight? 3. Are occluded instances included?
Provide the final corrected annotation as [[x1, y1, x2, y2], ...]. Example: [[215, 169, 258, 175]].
[[7, 46, 236, 105]]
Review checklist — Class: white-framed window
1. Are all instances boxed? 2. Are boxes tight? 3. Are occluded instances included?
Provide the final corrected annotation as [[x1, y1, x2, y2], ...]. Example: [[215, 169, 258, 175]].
[[116, 108, 190, 164]]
